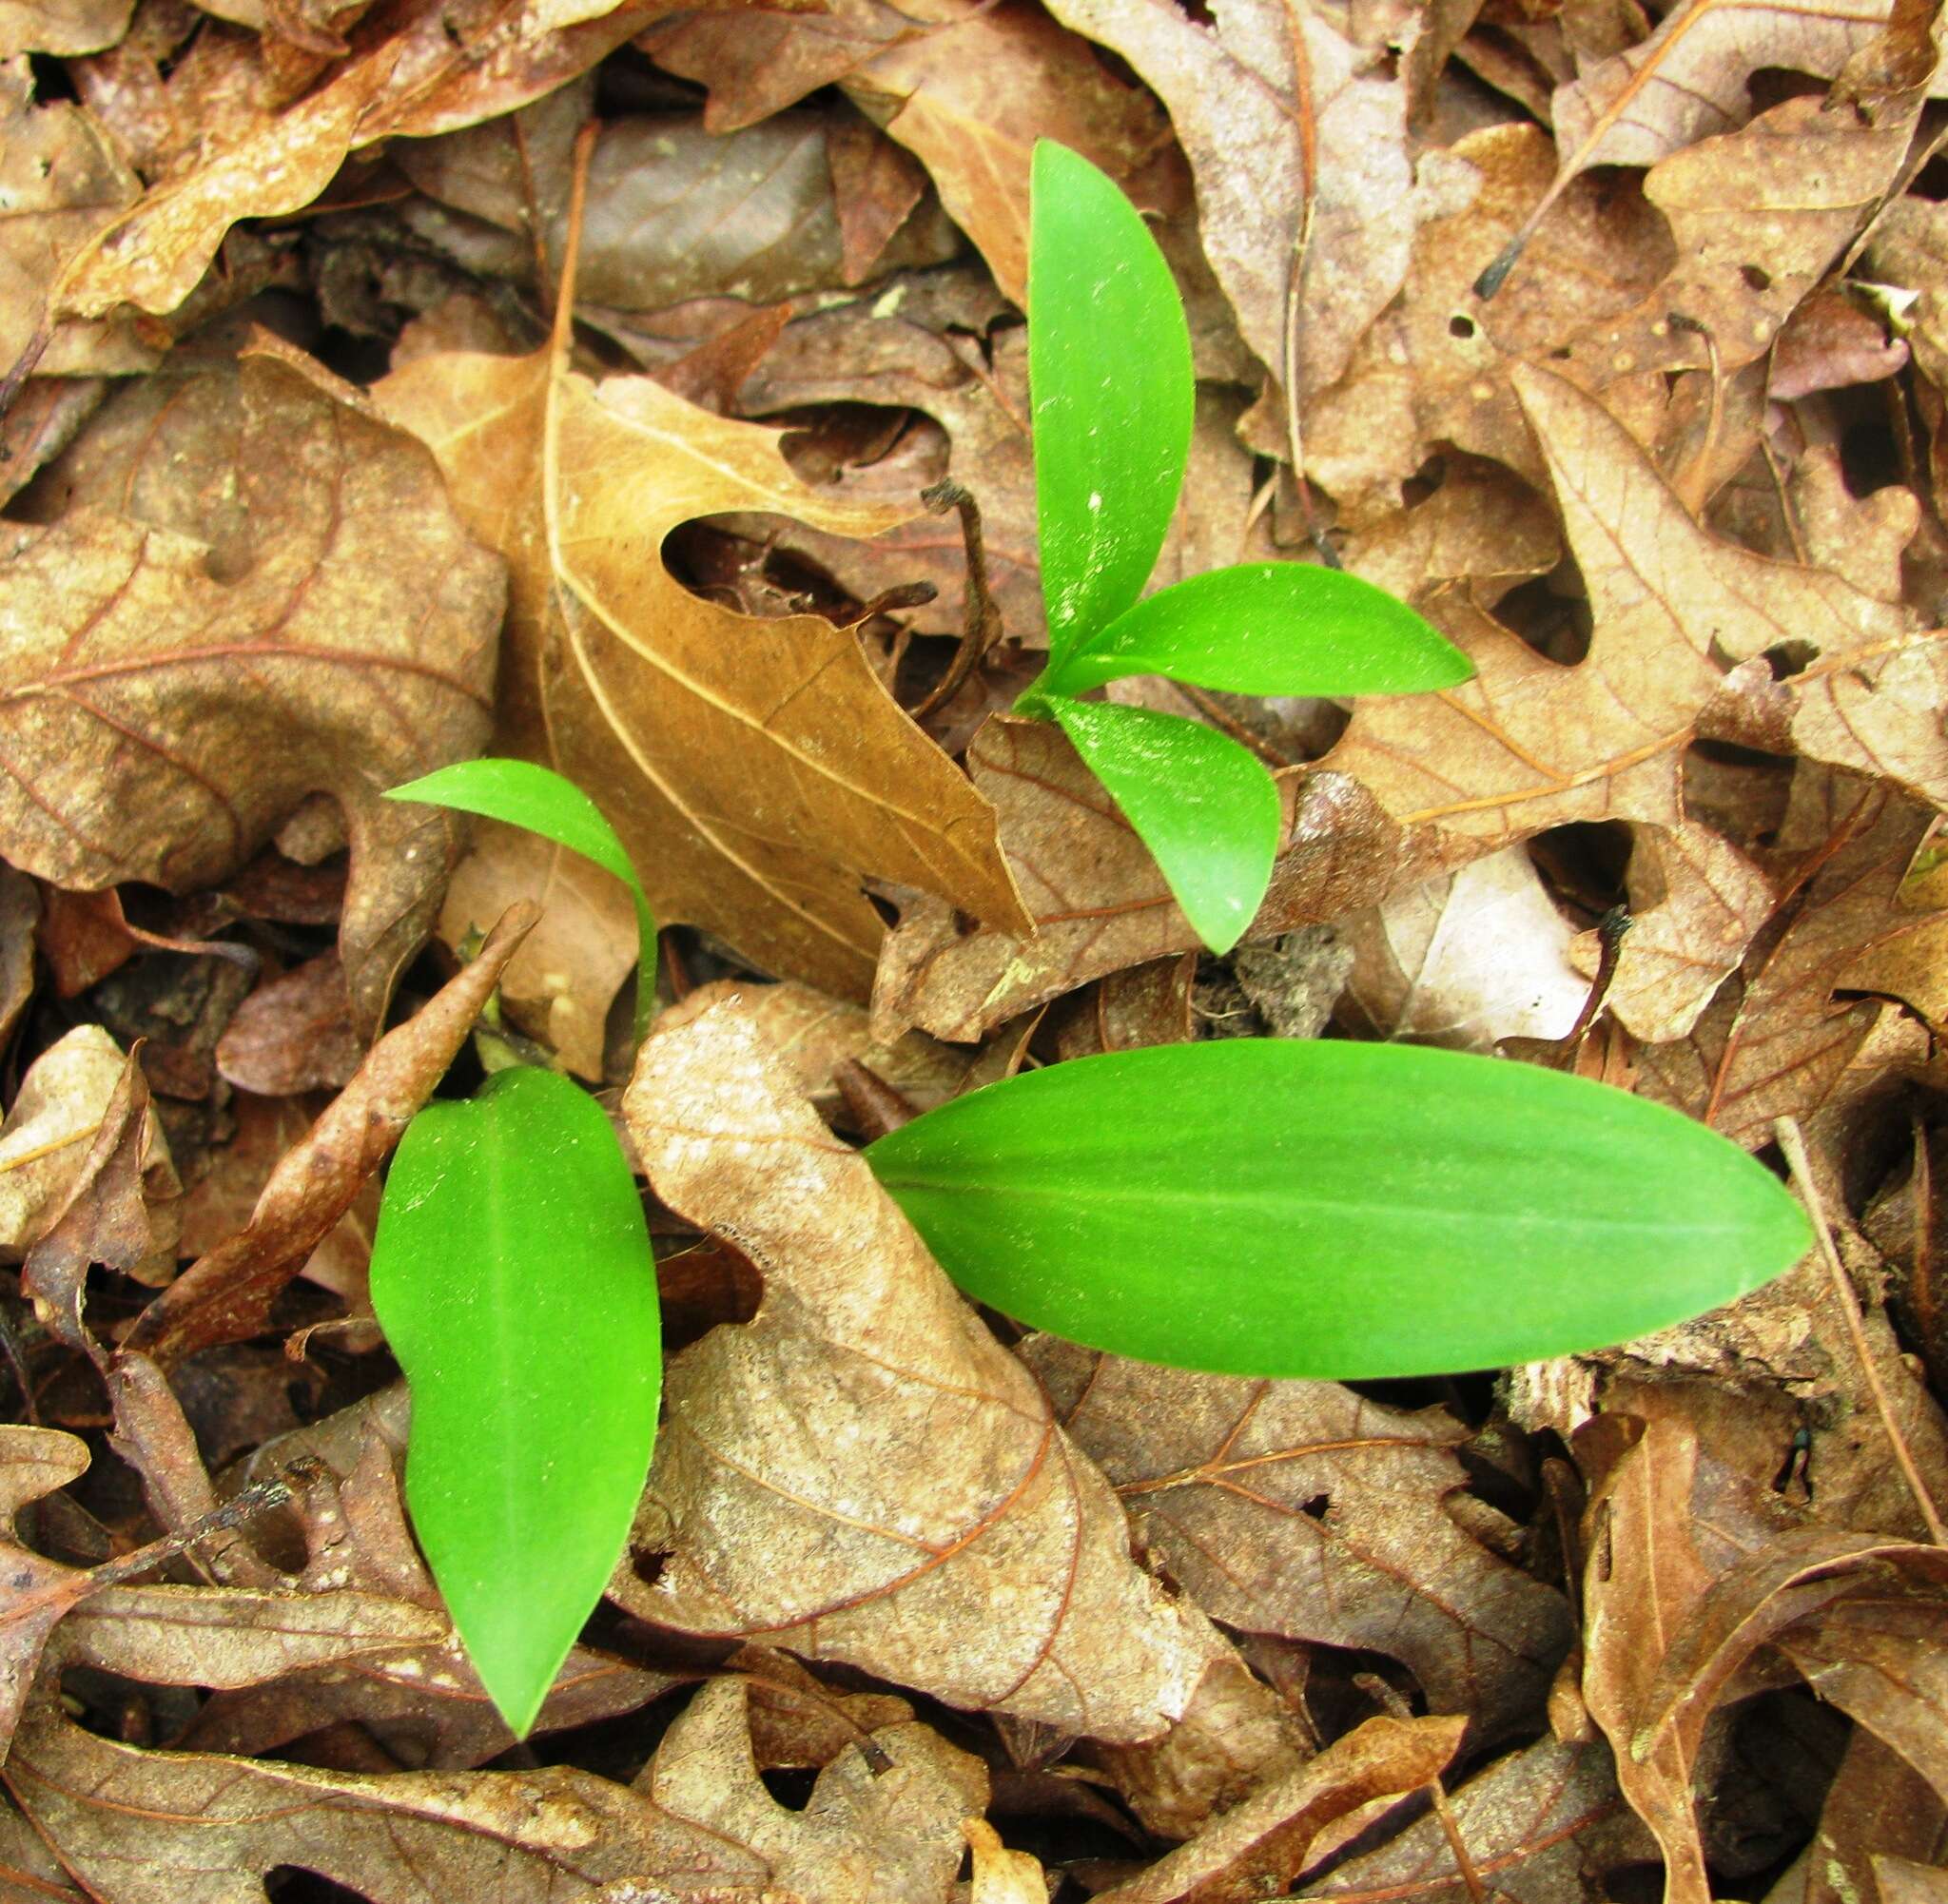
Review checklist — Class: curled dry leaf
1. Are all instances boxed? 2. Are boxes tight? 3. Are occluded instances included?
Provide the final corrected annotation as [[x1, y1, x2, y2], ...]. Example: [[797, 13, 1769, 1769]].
[[1092, 1713, 1466, 1904], [1025, 1338, 1575, 1746], [0, 1024, 168, 1259], [0, 345, 503, 1039], [872, 718, 1441, 1043], [1639, 767, 1948, 1144], [658, 978, 970, 1117], [1338, 845, 1589, 1051], [45, 0, 666, 327], [377, 310, 1027, 1003], [1299, 1737, 1657, 1904], [618, 1000, 1230, 1739], [122, 901, 536, 1366]]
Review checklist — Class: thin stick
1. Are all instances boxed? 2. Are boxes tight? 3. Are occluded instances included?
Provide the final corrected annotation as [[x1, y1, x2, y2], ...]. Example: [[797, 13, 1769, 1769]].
[[1277, 0, 1338, 570], [909, 480, 1003, 720], [1775, 1116, 1948, 1545]]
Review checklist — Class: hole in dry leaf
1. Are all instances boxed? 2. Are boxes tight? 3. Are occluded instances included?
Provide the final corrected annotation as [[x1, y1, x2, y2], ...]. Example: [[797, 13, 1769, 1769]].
[[1297, 1492, 1331, 1521], [1740, 263, 1772, 293], [632, 1549, 671, 1589], [265, 1871, 376, 1904], [1760, 640, 1817, 680], [1527, 821, 1632, 925], [760, 1766, 818, 1811], [1492, 568, 1593, 665], [25, 53, 76, 103], [1448, 313, 1477, 340], [1915, 149, 1948, 200]]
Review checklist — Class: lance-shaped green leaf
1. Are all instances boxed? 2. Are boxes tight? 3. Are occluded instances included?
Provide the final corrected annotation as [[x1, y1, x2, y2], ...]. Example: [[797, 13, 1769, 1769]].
[[1042, 695, 1280, 955], [1041, 563, 1475, 698], [868, 1039, 1810, 1380], [388, 759, 658, 1042], [1029, 139, 1193, 670], [369, 1065, 659, 1737]]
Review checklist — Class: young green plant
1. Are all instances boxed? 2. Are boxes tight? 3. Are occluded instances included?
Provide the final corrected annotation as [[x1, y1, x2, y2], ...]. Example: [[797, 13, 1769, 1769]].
[[1013, 141, 1473, 952], [370, 761, 663, 1739]]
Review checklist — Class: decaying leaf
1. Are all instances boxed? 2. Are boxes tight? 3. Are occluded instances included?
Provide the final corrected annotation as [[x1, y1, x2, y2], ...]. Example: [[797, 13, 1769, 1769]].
[[0, 0, 131, 57], [0, 344, 504, 1038], [377, 293, 1028, 1003], [617, 1000, 1230, 1739], [1024, 1338, 1575, 1745]]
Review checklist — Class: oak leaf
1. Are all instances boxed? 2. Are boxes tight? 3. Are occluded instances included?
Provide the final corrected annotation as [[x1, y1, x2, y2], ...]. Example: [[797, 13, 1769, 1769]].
[[376, 314, 1027, 1002], [0, 346, 504, 1038], [1042, 0, 1465, 398], [1025, 1337, 1575, 1746], [1488, 0, 1946, 289], [0, 0, 129, 55], [616, 999, 1231, 1739]]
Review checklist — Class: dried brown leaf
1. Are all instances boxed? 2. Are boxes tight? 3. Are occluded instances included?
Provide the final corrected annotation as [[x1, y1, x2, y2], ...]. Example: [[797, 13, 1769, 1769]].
[[0, 864, 33, 1047], [0, 346, 503, 1038], [1497, 0, 1944, 282], [616, 1000, 1230, 1739], [0, 58, 146, 382], [0, 1428, 98, 1758], [1638, 767, 1948, 1143], [47, 0, 670, 326], [1298, 1737, 1656, 1904], [399, 108, 958, 313], [1338, 845, 1589, 1050], [1026, 1339, 1574, 1747], [1093, 1713, 1467, 1904], [1043, 0, 1465, 398], [377, 315, 1027, 1002], [873, 718, 1439, 1043], [0, 0, 131, 56], [123, 901, 536, 1366], [843, 0, 1170, 304], [1805, 1731, 1948, 1904], [10, 1661, 984, 1902], [214, 953, 361, 1098]]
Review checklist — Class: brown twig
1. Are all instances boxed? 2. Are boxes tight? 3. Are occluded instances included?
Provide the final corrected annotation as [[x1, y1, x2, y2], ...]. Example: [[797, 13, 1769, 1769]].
[[1775, 1115, 1948, 1545], [909, 480, 1003, 720], [1559, 904, 1633, 1050], [1277, 0, 1338, 570]]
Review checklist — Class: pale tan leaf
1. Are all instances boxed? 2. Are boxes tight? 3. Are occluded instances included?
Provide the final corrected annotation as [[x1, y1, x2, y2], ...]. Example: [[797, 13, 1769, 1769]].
[[0, 1025, 142, 1258], [0, 0, 130, 55], [617, 1000, 1230, 1739], [1339, 845, 1590, 1050], [966, 1818, 1049, 1904], [0, 58, 146, 380], [1025, 1338, 1575, 1746], [0, 346, 503, 1037], [1042, 0, 1462, 395], [377, 332, 1027, 1002]]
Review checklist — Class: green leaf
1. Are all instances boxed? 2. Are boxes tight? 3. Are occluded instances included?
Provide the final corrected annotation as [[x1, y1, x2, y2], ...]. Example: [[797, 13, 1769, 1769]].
[[368, 1065, 659, 1737], [1029, 139, 1193, 669], [867, 1039, 1810, 1381], [387, 759, 658, 1043], [1042, 696, 1278, 955], [1040, 562, 1475, 698]]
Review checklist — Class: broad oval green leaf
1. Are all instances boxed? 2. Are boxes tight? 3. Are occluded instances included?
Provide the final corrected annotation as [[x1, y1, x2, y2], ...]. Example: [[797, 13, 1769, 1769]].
[[867, 1039, 1810, 1380], [369, 1065, 659, 1737], [1042, 562, 1474, 698], [1043, 696, 1279, 956], [387, 759, 658, 1041], [1029, 139, 1193, 669]]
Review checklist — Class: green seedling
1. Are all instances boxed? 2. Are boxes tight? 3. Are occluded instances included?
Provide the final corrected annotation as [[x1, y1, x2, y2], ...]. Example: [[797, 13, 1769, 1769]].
[[369, 147, 1816, 1728], [1013, 141, 1472, 952], [371, 761, 662, 1738]]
